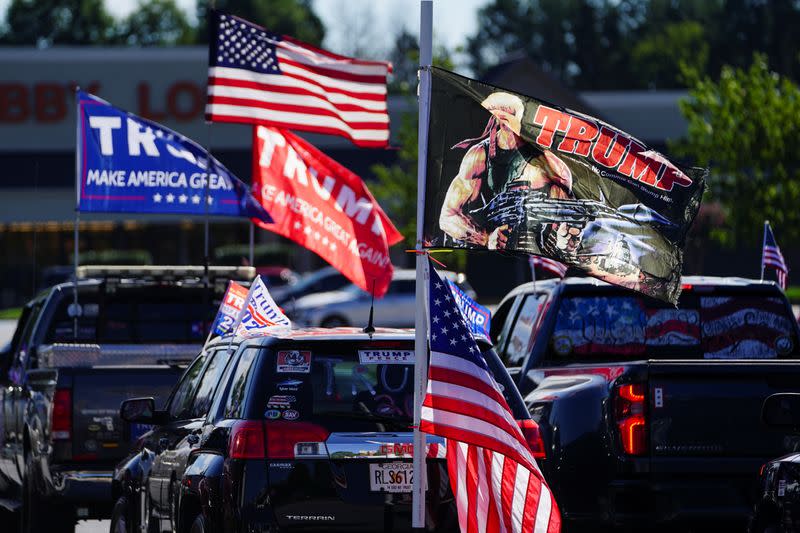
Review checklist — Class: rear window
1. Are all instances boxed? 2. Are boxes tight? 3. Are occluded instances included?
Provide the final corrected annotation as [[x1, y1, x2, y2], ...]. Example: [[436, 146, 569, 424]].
[[45, 286, 217, 343], [248, 341, 528, 430], [544, 289, 800, 362]]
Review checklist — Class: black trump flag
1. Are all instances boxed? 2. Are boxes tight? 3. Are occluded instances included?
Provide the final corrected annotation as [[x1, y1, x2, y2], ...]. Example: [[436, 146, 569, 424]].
[[422, 68, 706, 304]]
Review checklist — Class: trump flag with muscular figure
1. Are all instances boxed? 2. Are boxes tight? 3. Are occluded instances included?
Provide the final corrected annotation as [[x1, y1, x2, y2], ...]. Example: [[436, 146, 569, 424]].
[[423, 68, 707, 304]]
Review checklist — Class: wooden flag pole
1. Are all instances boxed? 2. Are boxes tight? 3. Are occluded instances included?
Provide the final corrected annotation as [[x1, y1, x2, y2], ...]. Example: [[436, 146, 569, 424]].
[[412, 1, 433, 529]]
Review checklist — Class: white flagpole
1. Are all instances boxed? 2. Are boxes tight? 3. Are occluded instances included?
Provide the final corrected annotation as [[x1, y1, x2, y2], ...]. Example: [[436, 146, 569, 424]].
[[761, 220, 768, 281], [226, 275, 258, 353], [412, 0, 433, 529]]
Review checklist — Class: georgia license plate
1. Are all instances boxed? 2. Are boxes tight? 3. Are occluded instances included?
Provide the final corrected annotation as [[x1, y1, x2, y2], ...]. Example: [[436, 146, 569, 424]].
[[369, 462, 413, 493]]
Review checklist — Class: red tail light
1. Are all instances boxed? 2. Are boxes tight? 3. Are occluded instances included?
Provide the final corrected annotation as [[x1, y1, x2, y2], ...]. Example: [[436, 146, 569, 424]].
[[229, 420, 329, 459], [614, 383, 647, 455], [229, 421, 266, 459], [51, 389, 72, 441], [516, 419, 546, 459]]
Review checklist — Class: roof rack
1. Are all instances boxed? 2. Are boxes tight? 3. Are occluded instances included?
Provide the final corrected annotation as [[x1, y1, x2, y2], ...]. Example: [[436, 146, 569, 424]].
[[76, 265, 256, 282]]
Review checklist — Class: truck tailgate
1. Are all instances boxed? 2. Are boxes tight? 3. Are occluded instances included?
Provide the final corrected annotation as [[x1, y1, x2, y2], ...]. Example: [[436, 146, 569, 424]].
[[71, 367, 181, 462], [648, 360, 800, 463]]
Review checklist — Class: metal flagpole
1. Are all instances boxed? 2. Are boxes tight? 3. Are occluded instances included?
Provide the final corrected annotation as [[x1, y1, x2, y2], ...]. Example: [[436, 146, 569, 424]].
[[412, 0, 433, 529], [73, 88, 82, 340], [249, 221, 255, 266], [761, 220, 768, 280]]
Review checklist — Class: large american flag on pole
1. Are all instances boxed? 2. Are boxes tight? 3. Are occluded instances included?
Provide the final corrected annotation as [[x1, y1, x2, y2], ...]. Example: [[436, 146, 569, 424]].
[[762, 221, 788, 290], [421, 261, 560, 533], [205, 10, 391, 147]]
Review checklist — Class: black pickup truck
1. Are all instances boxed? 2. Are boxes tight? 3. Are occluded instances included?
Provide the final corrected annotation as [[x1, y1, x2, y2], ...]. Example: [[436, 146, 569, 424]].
[[0, 265, 253, 533], [492, 275, 800, 529]]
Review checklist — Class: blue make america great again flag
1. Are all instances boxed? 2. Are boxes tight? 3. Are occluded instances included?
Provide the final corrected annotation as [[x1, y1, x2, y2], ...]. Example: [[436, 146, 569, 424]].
[[76, 91, 271, 221]]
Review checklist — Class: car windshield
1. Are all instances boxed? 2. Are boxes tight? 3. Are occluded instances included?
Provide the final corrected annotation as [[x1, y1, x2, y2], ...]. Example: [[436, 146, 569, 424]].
[[249, 340, 529, 429], [544, 288, 800, 361], [45, 285, 215, 344], [253, 342, 415, 431]]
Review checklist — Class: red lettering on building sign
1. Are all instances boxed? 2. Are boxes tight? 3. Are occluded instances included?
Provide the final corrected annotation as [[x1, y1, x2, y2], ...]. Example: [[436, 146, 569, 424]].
[[137, 83, 167, 121], [167, 81, 203, 122], [0, 82, 100, 123], [138, 81, 204, 122], [532, 104, 693, 192], [0, 83, 28, 123]]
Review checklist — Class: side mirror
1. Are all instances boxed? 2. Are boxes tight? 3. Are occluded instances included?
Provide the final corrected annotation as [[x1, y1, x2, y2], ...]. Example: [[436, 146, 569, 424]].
[[121, 397, 168, 425], [762, 393, 800, 429], [27, 368, 58, 392]]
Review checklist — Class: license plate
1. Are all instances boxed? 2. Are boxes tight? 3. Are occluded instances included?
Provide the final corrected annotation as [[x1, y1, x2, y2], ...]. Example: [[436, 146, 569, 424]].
[[369, 462, 413, 493]]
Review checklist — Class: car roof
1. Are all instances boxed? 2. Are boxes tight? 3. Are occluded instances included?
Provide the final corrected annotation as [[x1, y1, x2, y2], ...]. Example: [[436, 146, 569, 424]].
[[209, 327, 415, 349], [497, 274, 780, 308]]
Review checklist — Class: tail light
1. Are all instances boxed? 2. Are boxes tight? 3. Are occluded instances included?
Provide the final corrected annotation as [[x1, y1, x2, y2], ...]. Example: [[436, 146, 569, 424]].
[[614, 383, 647, 455], [516, 419, 546, 459], [51, 389, 72, 440], [229, 420, 329, 459]]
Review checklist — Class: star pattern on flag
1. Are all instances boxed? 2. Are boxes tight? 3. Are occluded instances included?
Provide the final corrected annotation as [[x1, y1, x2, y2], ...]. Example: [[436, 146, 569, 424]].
[[192, 194, 201, 204], [153, 193, 162, 203], [214, 14, 282, 74], [428, 266, 488, 371], [166, 193, 175, 203], [179, 194, 188, 204]]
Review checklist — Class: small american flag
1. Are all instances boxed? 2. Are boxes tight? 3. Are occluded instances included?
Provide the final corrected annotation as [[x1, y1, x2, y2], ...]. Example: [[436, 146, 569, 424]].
[[762, 221, 788, 290], [530, 256, 568, 279], [422, 261, 560, 533], [205, 11, 391, 148]]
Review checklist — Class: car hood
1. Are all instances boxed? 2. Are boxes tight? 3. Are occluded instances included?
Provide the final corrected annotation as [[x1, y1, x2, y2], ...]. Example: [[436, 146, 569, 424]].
[[292, 290, 359, 309]]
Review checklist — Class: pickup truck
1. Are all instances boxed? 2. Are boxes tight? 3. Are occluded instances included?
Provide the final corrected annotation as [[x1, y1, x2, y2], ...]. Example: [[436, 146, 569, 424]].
[[491, 275, 800, 529], [0, 265, 253, 533]]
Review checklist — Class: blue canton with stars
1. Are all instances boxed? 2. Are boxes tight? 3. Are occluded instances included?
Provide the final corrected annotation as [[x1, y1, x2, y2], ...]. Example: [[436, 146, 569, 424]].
[[428, 261, 489, 372], [210, 10, 283, 75]]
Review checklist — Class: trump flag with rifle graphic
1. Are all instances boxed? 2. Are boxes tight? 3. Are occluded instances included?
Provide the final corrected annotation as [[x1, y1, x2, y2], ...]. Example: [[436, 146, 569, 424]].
[[422, 68, 707, 304], [76, 91, 271, 222], [252, 125, 403, 297]]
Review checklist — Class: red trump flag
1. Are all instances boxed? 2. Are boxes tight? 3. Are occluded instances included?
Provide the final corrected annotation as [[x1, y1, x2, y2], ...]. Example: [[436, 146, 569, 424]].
[[252, 126, 403, 297]]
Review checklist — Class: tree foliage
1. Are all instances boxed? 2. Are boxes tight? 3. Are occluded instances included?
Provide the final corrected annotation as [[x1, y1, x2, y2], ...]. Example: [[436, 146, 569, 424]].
[[118, 0, 195, 46], [466, 0, 800, 89], [195, 0, 324, 46], [674, 54, 800, 245], [0, 0, 117, 45]]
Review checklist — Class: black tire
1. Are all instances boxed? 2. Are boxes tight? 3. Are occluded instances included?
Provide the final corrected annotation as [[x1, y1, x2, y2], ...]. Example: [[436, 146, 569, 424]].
[[110, 496, 131, 533], [321, 315, 349, 327], [20, 454, 75, 533], [189, 514, 206, 533]]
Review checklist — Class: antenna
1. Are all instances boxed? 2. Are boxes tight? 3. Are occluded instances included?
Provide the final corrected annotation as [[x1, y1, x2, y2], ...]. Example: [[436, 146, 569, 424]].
[[363, 279, 376, 336]]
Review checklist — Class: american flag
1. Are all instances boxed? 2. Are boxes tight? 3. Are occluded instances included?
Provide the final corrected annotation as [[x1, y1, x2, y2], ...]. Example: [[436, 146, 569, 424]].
[[762, 221, 788, 289], [529, 256, 568, 278], [205, 10, 391, 147], [421, 262, 560, 533]]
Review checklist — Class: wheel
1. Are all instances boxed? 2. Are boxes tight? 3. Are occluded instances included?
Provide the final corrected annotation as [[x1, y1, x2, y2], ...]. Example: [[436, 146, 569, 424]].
[[321, 316, 349, 327], [110, 496, 131, 533], [20, 454, 75, 533], [189, 514, 206, 533]]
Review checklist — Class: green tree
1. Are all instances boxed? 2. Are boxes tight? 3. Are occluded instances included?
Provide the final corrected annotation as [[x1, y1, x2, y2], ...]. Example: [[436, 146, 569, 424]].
[[0, 0, 117, 45], [195, 0, 324, 46], [630, 21, 708, 89], [465, 0, 800, 90], [673, 54, 800, 245], [117, 0, 195, 46], [370, 49, 454, 247]]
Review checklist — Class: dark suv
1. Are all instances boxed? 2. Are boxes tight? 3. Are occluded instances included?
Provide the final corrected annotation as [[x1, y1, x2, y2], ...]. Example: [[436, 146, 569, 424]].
[[112, 327, 543, 532]]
